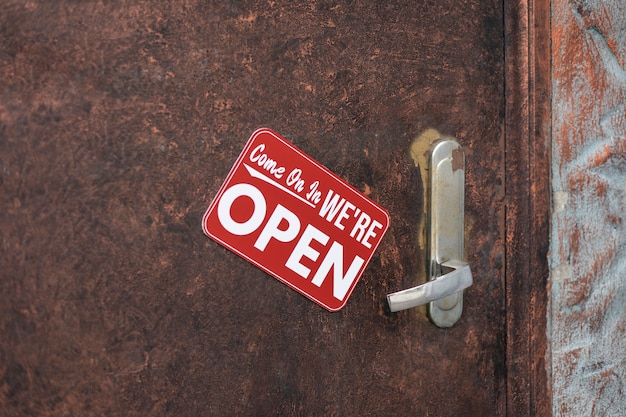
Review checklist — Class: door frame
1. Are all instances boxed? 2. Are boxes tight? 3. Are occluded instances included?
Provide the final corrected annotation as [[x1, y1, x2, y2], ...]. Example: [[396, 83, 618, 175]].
[[504, 0, 551, 415]]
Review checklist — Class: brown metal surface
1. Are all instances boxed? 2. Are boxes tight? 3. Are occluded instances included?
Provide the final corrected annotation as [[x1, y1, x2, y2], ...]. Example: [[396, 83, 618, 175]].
[[0, 1, 522, 415]]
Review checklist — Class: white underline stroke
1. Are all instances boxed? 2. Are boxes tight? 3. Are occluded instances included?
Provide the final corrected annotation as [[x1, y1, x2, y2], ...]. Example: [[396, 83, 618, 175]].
[[243, 163, 316, 208]]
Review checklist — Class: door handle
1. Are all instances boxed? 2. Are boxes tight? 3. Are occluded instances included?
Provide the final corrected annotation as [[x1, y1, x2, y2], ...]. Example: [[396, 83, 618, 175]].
[[386, 139, 472, 327], [386, 260, 472, 313]]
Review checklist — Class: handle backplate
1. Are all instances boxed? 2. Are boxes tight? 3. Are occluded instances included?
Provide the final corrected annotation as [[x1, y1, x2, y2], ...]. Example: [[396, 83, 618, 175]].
[[386, 139, 471, 328]]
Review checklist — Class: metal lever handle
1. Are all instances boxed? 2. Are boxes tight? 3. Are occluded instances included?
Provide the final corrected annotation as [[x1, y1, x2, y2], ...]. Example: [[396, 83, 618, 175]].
[[386, 260, 472, 312], [386, 139, 471, 327]]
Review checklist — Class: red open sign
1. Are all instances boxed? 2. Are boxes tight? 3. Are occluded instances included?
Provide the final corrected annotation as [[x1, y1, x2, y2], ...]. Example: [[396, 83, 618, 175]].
[[202, 129, 389, 311]]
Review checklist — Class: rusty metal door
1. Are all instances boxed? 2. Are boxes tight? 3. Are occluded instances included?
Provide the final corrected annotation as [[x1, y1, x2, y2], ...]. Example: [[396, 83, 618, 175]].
[[1, 1, 529, 415]]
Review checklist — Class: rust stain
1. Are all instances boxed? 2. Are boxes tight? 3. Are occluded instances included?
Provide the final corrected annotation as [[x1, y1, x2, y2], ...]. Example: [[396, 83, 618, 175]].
[[451, 147, 464, 172], [409, 129, 445, 257], [590, 144, 613, 168]]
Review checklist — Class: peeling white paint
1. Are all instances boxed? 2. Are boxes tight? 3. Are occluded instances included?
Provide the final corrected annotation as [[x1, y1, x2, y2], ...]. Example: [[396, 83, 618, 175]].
[[551, 0, 626, 415], [553, 191, 569, 213], [550, 263, 573, 282]]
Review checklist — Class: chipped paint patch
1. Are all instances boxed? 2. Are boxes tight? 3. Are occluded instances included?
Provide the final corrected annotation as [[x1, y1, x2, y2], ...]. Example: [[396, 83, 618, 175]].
[[409, 129, 445, 265], [551, 264, 573, 282], [553, 191, 569, 213]]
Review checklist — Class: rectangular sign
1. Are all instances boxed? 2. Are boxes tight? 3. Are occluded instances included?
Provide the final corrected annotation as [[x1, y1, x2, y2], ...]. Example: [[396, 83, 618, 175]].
[[202, 128, 390, 311]]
